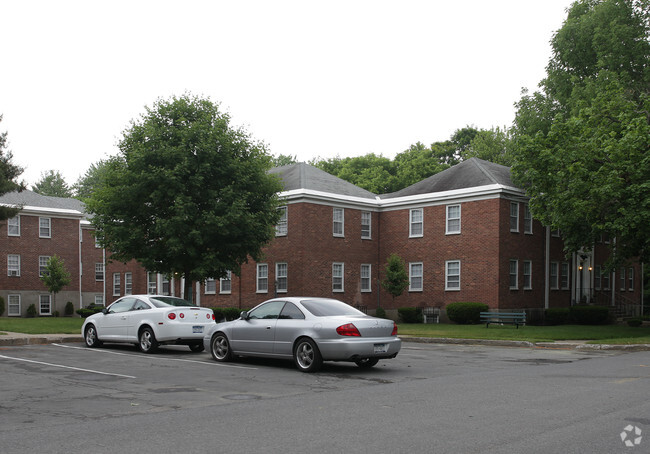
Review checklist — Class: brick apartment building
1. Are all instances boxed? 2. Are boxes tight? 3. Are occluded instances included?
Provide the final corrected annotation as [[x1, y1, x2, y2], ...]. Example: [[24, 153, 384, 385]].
[[0, 158, 642, 319]]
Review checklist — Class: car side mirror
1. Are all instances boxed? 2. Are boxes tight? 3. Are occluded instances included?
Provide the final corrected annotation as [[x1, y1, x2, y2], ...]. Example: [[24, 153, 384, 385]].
[[102, 308, 109, 315], [240, 311, 248, 320]]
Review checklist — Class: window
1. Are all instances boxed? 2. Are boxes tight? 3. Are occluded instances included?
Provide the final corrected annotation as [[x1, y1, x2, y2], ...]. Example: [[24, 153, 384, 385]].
[[620, 268, 626, 291], [8, 216, 19, 236], [147, 272, 157, 294], [446, 205, 461, 234], [257, 264, 268, 293], [410, 209, 423, 237], [602, 270, 610, 290], [628, 267, 634, 291], [8, 295, 20, 316], [523, 260, 532, 290], [94, 295, 104, 306], [124, 272, 132, 295], [39, 256, 50, 277], [332, 263, 344, 292], [276, 206, 288, 236], [550, 262, 558, 290], [276, 263, 288, 293], [361, 212, 371, 239], [162, 276, 170, 295], [39, 217, 51, 238], [95, 263, 104, 282], [113, 273, 121, 295], [205, 278, 216, 294], [39, 294, 51, 315], [552, 229, 560, 237], [220, 271, 232, 294], [8, 254, 20, 276], [360, 264, 372, 292], [333, 208, 344, 237], [510, 203, 519, 232], [594, 265, 602, 290], [409, 262, 423, 291], [510, 260, 519, 289], [561, 262, 570, 289], [446, 261, 460, 291], [524, 204, 533, 234], [279, 302, 305, 320]]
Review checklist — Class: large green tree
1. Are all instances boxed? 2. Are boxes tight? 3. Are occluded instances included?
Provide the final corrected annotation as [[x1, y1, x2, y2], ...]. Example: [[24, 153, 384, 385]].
[[73, 159, 111, 202], [86, 94, 283, 301], [32, 170, 72, 197], [511, 0, 650, 267], [0, 115, 25, 220]]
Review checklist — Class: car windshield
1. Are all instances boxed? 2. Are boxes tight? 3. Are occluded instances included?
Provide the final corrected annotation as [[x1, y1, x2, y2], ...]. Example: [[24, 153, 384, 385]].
[[149, 296, 197, 308], [300, 299, 365, 317]]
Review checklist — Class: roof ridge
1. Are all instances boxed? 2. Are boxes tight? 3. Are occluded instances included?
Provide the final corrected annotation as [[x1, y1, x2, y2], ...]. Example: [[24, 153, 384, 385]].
[[469, 158, 499, 185]]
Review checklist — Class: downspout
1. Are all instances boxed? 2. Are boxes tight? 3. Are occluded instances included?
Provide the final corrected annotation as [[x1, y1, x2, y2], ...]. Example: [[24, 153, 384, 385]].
[[102, 248, 106, 305], [377, 209, 381, 311], [545, 226, 550, 309], [78, 223, 83, 310]]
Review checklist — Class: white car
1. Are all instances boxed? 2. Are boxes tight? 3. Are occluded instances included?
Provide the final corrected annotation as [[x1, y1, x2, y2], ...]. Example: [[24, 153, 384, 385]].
[[82, 295, 215, 353]]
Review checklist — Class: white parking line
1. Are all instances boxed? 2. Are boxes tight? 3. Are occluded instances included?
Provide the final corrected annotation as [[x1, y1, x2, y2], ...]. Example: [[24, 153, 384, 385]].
[[53, 343, 259, 370], [0, 354, 136, 379]]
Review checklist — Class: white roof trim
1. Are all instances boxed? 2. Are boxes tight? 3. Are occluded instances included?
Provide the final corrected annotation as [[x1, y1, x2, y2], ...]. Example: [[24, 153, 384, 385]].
[[0, 203, 84, 218]]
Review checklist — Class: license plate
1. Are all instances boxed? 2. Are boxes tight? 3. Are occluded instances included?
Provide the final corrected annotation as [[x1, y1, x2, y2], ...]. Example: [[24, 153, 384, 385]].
[[374, 343, 388, 353], [192, 326, 203, 334]]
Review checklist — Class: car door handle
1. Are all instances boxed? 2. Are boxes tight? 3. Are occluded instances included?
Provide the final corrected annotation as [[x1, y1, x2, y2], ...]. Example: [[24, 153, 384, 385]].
[[266, 326, 271, 330]]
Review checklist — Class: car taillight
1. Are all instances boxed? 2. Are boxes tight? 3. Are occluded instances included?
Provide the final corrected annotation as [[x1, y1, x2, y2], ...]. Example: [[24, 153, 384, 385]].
[[391, 322, 398, 336], [179, 313, 185, 319], [209, 313, 214, 320], [336, 323, 361, 337], [168, 313, 176, 320]]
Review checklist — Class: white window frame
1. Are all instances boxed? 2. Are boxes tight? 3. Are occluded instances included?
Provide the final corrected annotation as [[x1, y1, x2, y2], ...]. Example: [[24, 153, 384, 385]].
[[276, 206, 288, 236], [162, 276, 170, 295], [39, 256, 50, 277], [39, 294, 52, 315], [524, 204, 533, 234], [510, 259, 519, 290], [124, 272, 132, 295], [550, 262, 559, 290], [409, 262, 423, 292], [409, 208, 423, 238], [147, 272, 157, 294], [94, 295, 104, 306], [332, 262, 344, 292], [510, 203, 519, 233], [561, 262, 570, 290], [628, 267, 634, 291], [603, 270, 611, 290], [113, 273, 121, 296], [205, 278, 216, 294], [8, 216, 20, 236], [257, 264, 268, 293], [8, 294, 21, 316], [620, 268, 626, 292], [360, 264, 372, 292], [361, 212, 372, 239], [594, 265, 602, 290], [8, 254, 20, 277], [39, 217, 51, 238], [523, 260, 532, 290], [445, 260, 460, 291], [276, 263, 288, 293], [220, 271, 232, 294], [446, 204, 461, 235], [333, 208, 344, 237], [95, 263, 104, 282]]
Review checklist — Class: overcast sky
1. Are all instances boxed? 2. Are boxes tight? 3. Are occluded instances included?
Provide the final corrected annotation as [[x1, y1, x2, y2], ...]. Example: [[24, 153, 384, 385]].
[[1, 0, 574, 187]]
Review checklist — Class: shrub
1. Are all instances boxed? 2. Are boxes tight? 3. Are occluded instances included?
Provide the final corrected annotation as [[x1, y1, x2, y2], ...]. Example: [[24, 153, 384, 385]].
[[627, 318, 643, 327], [544, 308, 570, 326], [0, 296, 4, 316], [398, 307, 423, 323], [64, 301, 74, 317], [26, 304, 37, 318], [375, 307, 386, 318], [569, 305, 610, 325], [76, 304, 105, 318], [213, 307, 244, 322], [446, 302, 489, 324]]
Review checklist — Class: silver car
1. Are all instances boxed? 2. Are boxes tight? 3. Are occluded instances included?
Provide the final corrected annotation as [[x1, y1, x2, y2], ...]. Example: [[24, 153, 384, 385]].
[[203, 297, 401, 372]]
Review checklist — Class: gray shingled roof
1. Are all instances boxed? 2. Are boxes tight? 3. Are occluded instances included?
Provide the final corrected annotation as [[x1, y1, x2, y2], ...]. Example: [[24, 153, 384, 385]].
[[380, 158, 515, 199], [0, 189, 86, 214], [269, 163, 377, 199]]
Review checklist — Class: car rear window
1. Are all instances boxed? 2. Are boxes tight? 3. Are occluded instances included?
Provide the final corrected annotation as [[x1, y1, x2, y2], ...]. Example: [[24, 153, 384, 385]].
[[300, 299, 365, 317], [149, 297, 197, 308]]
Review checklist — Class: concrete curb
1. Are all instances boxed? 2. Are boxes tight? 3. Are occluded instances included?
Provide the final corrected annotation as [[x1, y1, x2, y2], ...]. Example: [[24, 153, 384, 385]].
[[402, 336, 650, 351], [0, 333, 83, 347]]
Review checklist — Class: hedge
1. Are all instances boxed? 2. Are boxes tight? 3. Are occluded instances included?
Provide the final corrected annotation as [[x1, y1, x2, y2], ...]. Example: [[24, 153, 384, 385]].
[[446, 302, 489, 324], [213, 307, 244, 322], [397, 307, 423, 323]]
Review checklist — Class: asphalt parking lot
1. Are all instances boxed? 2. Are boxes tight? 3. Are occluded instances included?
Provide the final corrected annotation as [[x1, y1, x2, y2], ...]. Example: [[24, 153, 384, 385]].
[[1, 341, 649, 454]]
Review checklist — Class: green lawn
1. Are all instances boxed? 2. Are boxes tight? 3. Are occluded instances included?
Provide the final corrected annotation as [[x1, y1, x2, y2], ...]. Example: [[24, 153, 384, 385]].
[[0, 317, 84, 334]]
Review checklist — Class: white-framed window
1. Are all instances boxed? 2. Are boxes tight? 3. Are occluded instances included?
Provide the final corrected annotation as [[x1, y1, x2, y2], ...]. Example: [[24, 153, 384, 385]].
[[360, 264, 372, 292], [8, 254, 20, 276], [124, 272, 132, 295], [620, 268, 626, 291], [332, 262, 344, 292], [113, 273, 121, 296], [445, 260, 460, 291], [8, 294, 21, 316], [510, 203, 519, 232], [550, 262, 558, 290], [39, 294, 51, 315], [410, 208, 423, 237], [94, 295, 104, 306], [561, 262, 570, 289], [552, 229, 560, 237], [276, 263, 288, 293], [257, 264, 268, 293], [95, 263, 104, 282], [361, 212, 371, 239], [39, 256, 50, 277], [8, 216, 20, 236], [205, 278, 216, 294], [162, 276, 170, 295], [276, 206, 288, 236], [628, 267, 634, 291], [94, 234, 101, 248], [524, 204, 533, 234], [509, 259, 519, 290], [602, 270, 611, 290], [147, 272, 157, 294], [594, 265, 602, 290], [220, 271, 232, 294], [333, 208, 344, 237], [446, 204, 461, 234], [523, 260, 532, 290], [39, 217, 51, 238], [409, 262, 423, 292]]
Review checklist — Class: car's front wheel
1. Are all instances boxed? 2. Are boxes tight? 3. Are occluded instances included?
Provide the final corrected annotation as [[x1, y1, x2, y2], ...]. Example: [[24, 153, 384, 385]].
[[355, 358, 379, 369], [210, 332, 232, 362], [293, 338, 322, 373], [138, 327, 158, 353], [84, 324, 102, 348]]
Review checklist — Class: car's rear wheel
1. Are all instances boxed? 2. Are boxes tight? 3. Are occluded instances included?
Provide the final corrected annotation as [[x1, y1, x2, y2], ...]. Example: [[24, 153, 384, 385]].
[[355, 358, 379, 369], [138, 327, 158, 353], [189, 343, 205, 353], [293, 338, 322, 373], [210, 332, 232, 362], [84, 324, 102, 348]]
